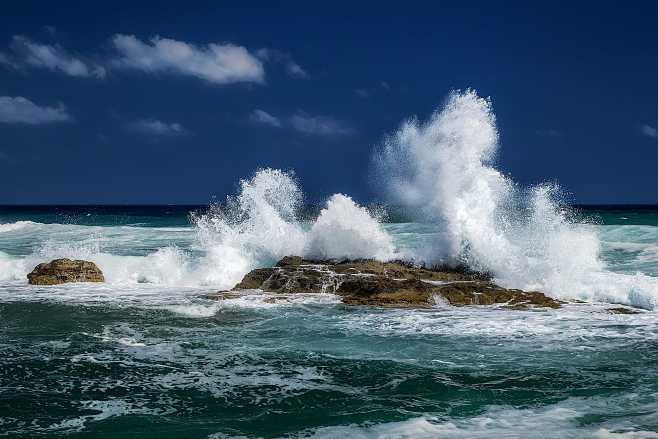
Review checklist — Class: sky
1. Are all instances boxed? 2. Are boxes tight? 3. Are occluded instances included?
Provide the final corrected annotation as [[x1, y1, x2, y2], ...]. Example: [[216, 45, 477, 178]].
[[1, 1, 657, 204]]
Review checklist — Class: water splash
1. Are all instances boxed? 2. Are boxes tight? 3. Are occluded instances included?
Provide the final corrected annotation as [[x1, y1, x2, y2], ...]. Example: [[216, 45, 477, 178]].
[[192, 169, 393, 289], [305, 193, 394, 260], [375, 89, 658, 307], [192, 168, 307, 289]]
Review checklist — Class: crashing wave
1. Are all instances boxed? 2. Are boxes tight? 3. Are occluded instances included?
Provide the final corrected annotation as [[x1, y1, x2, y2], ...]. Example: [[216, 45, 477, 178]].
[[374, 89, 658, 307]]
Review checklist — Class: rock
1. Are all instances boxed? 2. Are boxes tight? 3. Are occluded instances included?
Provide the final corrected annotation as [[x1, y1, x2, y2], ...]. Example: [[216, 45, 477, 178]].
[[27, 259, 105, 285], [606, 307, 642, 315], [338, 277, 437, 307], [210, 256, 561, 310], [275, 255, 304, 267], [436, 281, 562, 309], [233, 268, 275, 289]]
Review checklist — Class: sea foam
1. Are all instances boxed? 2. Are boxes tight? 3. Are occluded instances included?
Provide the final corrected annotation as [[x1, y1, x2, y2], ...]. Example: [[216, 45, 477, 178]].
[[375, 89, 658, 307]]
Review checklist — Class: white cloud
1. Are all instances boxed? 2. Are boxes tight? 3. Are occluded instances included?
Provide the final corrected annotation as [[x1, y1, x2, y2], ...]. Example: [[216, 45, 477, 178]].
[[250, 109, 282, 127], [256, 48, 308, 79], [641, 124, 658, 139], [0, 52, 17, 69], [0, 96, 71, 124], [250, 109, 352, 136], [110, 34, 264, 85], [286, 61, 309, 79], [290, 112, 353, 136], [129, 118, 187, 136], [355, 88, 369, 98], [3, 35, 105, 78]]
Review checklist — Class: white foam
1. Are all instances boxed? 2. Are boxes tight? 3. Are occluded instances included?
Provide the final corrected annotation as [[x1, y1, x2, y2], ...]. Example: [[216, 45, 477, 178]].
[[374, 89, 658, 308], [305, 194, 395, 260], [0, 220, 39, 233], [191, 169, 395, 289], [296, 396, 658, 439], [163, 302, 223, 317], [192, 168, 308, 289], [337, 303, 658, 346], [47, 399, 155, 433], [0, 251, 27, 282]]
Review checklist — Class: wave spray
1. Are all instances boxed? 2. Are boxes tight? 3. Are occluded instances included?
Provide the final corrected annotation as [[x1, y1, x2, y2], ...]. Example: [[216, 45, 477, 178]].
[[375, 89, 658, 307], [192, 169, 394, 289]]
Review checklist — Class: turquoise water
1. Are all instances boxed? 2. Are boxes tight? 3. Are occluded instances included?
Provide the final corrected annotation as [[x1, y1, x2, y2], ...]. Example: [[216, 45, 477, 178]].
[[1, 206, 658, 437]]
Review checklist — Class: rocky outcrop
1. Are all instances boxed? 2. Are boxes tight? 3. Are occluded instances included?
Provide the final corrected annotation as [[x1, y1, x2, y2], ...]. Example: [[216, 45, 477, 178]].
[[27, 259, 105, 285], [207, 256, 561, 309]]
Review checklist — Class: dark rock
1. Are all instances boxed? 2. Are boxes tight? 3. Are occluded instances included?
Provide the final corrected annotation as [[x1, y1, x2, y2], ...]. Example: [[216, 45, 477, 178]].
[[233, 268, 275, 289], [436, 281, 562, 309], [607, 307, 642, 315], [27, 259, 105, 285], [275, 256, 304, 267], [338, 277, 436, 307], [215, 256, 561, 310], [234, 262, 340, 294]]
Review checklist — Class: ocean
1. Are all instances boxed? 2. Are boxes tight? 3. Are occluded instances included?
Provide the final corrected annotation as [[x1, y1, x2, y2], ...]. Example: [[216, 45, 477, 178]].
[[3, 90, 658, 438], [2, 204, 658, 438]]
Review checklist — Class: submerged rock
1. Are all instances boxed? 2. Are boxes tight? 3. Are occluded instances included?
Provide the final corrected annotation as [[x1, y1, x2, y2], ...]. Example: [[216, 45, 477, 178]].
[[27, 259, 105, 285], [207, 256, 561, 310]]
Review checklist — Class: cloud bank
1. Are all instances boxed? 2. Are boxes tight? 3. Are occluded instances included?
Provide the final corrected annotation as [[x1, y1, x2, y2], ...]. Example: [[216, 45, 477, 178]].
[[1, 35, 105, 78], [0, 96, 71, 124], [250, 109, 282, 127], [641, 124, 658, 139], [256, 48, 309, 79], [290, 112, 353, 136], [129, 118, 187, 136], [110, 34, 264, 85], [2, 34, 310, 88], [250, 109, 352, 136]]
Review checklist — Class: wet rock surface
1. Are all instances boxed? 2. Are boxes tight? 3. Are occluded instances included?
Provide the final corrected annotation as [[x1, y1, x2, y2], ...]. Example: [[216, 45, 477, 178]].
[[207, 256, 562, 309], [27, 259, 105, 285]]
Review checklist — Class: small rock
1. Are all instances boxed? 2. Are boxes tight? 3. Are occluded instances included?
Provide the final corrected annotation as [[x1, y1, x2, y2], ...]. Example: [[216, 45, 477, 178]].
[[27, 259, 105, 285], [607, 307, 641, 315]]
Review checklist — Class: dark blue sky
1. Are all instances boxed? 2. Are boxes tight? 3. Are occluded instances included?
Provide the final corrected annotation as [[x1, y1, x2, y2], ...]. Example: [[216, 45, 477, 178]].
[[1, 1, 657, 204]]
